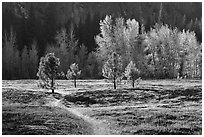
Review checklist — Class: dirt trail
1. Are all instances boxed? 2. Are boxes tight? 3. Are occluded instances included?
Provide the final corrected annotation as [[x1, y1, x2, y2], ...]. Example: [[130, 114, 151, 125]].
[[47, 96, 111, 135]]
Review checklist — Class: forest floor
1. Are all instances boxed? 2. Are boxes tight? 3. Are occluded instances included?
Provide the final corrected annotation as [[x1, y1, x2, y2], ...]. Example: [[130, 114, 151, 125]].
[[2, 79, 202, 135]]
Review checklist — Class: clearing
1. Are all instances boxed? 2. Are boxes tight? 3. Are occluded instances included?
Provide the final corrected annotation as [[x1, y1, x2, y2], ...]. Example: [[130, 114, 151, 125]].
[[2, 79, 202, 135]]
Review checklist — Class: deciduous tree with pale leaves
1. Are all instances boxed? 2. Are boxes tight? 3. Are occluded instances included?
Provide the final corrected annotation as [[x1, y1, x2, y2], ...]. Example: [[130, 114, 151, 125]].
[[95, 15, 144, 75], [102, 52, 123, 89], [177, 29, 201, 78], [125, 61, 141, 88], [145, 24, 179, 78], [66, 63, 81, 88]]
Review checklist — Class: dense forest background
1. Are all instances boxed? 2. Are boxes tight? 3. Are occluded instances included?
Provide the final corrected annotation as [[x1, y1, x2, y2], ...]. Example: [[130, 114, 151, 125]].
[[2, 2, 202, 80]]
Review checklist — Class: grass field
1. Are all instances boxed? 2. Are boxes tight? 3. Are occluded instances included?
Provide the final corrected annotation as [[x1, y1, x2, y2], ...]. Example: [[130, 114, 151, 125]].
[[2, 79, 202, 135]]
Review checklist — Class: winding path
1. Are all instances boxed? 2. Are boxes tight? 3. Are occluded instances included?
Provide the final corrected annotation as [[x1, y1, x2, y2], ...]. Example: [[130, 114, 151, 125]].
[[47, 96, 111, 135]]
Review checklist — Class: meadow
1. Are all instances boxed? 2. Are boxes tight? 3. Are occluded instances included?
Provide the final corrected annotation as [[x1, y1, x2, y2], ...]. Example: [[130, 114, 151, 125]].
[[2, 79, 202, 135]]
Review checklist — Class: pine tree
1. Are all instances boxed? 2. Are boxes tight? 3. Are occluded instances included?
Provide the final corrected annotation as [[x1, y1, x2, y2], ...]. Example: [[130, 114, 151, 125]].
[[102, 52, 123, 89], [125, 61, 140, 88], [66, 63, 81, 88], [37, 53, 60, 93]]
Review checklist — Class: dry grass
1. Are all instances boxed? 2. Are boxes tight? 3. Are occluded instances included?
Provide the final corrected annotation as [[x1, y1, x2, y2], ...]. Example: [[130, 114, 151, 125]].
[[2, 105, 93, 135], [2, 79, 202, 135], [2, 88, 92, 135], [61, 80, 202, 135]]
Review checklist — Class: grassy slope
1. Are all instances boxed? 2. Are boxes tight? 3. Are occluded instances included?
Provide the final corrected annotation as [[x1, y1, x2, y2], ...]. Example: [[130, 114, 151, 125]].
[[2, 88, 93, 135]]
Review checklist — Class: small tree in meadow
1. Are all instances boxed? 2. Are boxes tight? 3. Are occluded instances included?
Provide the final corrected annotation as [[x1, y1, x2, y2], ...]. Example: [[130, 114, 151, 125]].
[[66, 63, 81, 88], [125, 61, 140, 88], [37, 53, 60, 93], [102, 52, 123, 89]]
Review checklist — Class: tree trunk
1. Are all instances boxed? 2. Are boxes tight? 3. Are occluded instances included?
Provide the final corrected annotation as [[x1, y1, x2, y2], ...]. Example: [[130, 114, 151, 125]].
[[195, 59, 197, 78], [113, 77, 116, 89], [74, 79, 76, 88], [179, 59, 184, 78], [152, 52, 157, 77], [132, 80, 135, 88], [51, 76, 54, 93]]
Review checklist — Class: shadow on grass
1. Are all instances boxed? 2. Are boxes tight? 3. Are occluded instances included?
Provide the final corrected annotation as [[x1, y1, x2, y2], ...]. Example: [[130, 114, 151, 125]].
[[2, 105, 93, 135], [62, 86, 201, 107], [2, 88, 64, 105]]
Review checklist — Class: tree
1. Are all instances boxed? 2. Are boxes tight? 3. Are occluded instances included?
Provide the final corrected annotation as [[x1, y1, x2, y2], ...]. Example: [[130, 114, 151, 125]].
[[66, 63, 81, 88], [95, 15, 114, 63], [125, 61, 140, 88], [37, 53, 60, 93], [102, 52, 123, 89], [144, 24, 179, 78], [95, 15, 142, 74], [28, 41, 38, 78], [2, 27, 21, 79], [177, 29, 200, 78], [21, 46, 30, 78], [19, 41, 39, 79], [47, 27, 78, 75], [2, 27, 39, 79]]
